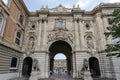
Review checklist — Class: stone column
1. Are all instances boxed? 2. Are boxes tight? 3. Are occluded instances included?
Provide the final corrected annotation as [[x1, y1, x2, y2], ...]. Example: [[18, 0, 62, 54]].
[[95, 13, 105, 50], [79, 20, 84, 50], [43, 19, 47, 46], [44, 52, 49, 78], [36, 20, 42, 50], [102, 16, 111, 45], [95, 13, 113, 78], [41, 19, 47, 51], [95, 13, 106, 77], [72, 52, 77, 78], [74, 18, 80, 51]]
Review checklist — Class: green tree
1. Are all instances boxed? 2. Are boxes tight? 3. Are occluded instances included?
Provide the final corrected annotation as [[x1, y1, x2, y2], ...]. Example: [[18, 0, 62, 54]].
[[104, 9, 120, 57]]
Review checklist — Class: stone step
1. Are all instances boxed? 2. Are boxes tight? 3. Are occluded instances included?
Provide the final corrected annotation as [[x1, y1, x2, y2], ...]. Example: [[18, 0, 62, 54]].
[[9, 77, 29, 80], [93, 78, 116, 80]]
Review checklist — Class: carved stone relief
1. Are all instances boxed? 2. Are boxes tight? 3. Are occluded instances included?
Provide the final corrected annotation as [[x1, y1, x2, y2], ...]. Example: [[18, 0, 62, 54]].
[[47, 30, 73, 43], [33, 58, 40, 71], [28, 37, 35, 49], [86, 36, 94, 49], [27, 32, 36, 50], [83, 20, 92, 30], [85, 32, 95, 49]]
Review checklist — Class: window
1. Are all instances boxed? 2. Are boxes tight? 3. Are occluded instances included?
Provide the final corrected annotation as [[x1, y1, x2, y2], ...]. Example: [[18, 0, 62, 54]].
[[10, 57, 19, 69], [19, 14, 24, 25], [2, 0, 9, 5], [15, 31, 22, 45], [0, 13, 4, 34], [31, 24, 35, 29], [57, 21, 64, 28], [42, 20, 44, 24], [85, 23, 90, 30]]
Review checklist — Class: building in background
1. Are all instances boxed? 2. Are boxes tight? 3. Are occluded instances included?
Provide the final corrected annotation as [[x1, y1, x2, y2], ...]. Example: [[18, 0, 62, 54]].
[[53, 59, 67, 73], [0, 0, 120, 80]]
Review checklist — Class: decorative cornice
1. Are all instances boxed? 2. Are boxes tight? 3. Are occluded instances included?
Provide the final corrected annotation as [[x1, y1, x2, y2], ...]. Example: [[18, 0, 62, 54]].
[[15, 0, 29, 15], [0, 42, 24, 53]]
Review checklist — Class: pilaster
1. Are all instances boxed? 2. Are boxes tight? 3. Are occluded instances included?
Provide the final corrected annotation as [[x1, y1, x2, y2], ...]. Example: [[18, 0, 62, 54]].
[[36, 20, 42, 50], [79, 20, 84, 50], [72, 52, 77, 78], [74, 18, 80, 51]]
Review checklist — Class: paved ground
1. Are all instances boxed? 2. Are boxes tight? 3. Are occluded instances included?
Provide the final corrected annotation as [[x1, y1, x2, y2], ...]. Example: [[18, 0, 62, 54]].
[[49, 72, 74, 80]]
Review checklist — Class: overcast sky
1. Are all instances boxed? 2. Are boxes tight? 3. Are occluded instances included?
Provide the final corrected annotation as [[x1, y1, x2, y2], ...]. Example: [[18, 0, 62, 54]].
[[23, 0, 120, 12], [54, 53, 66, 60]]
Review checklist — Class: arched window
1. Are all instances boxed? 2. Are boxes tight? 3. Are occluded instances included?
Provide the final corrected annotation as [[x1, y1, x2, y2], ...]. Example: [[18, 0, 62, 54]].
[[15, 31, 22, 45], [19, 14, 24, 25], [0, 13, 4, 34]]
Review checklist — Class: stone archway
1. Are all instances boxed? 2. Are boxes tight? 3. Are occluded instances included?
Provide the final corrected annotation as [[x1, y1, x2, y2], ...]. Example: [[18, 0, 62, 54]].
[[49, 40, 72, 75], [22, 57, 33, 77], [89, 57, 101, 78]]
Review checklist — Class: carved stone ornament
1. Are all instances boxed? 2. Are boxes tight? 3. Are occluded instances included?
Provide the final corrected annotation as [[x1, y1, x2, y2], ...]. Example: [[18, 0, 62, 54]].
[[48, 30, 73, 43], [33, 58, 40, 71], [28, 32, 36, 37]]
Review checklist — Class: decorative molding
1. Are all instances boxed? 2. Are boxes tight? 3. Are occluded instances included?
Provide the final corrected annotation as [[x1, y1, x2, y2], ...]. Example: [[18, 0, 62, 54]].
[[47, 30, 74, 43]]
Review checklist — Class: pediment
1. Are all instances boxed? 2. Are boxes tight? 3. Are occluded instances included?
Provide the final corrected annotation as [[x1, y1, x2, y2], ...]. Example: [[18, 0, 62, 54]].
[[50, 5, 71, 12]]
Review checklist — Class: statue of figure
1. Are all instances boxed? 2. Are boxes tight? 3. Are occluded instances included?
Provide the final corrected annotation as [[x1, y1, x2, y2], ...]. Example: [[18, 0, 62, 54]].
[[83, 59, 88, 71], [28, 37, 35, 49], [87, 36, 94, 49], [68, 33, 73, 43], [48, 34, 52, 42], [48, 34, 55, 42], [33, 59, 40, 71], [80, 59, 89, 79]]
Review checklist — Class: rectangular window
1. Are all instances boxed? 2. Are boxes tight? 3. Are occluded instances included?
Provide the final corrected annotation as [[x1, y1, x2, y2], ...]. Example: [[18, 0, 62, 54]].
[[10, 57, 19, 69], [15, 31, 21, 45], [0, 13, 4, 34]]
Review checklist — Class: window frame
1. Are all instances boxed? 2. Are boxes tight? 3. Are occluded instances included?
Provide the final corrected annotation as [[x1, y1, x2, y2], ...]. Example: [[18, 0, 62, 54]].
[[15, 31, 22, 46], [9, 57, 19, 70], [19, 13, 24, 25], [0, 13, 4, 34], [56, 21, 64, 28]]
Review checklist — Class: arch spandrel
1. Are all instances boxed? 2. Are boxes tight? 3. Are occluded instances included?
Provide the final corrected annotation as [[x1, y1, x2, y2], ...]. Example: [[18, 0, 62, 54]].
[[47, 30, 74, 52]]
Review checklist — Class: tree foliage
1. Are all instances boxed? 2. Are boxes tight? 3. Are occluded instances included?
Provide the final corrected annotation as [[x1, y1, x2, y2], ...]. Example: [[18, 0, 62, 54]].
[[104, 9, 120, 57]]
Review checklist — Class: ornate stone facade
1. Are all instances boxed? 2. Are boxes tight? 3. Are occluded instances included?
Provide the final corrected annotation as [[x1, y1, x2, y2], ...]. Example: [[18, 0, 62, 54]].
[[0, 0, 120, 80], [23, 3, 120, 80]]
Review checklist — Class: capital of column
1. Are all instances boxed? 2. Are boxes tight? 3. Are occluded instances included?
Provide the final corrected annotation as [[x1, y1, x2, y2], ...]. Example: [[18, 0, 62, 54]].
[[38, 18, 48, 23], [73, 18, 82, 23]]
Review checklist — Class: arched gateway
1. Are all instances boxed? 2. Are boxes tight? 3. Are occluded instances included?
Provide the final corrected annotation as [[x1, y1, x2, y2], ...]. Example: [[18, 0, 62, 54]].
[[49, 40, 73, 75]]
